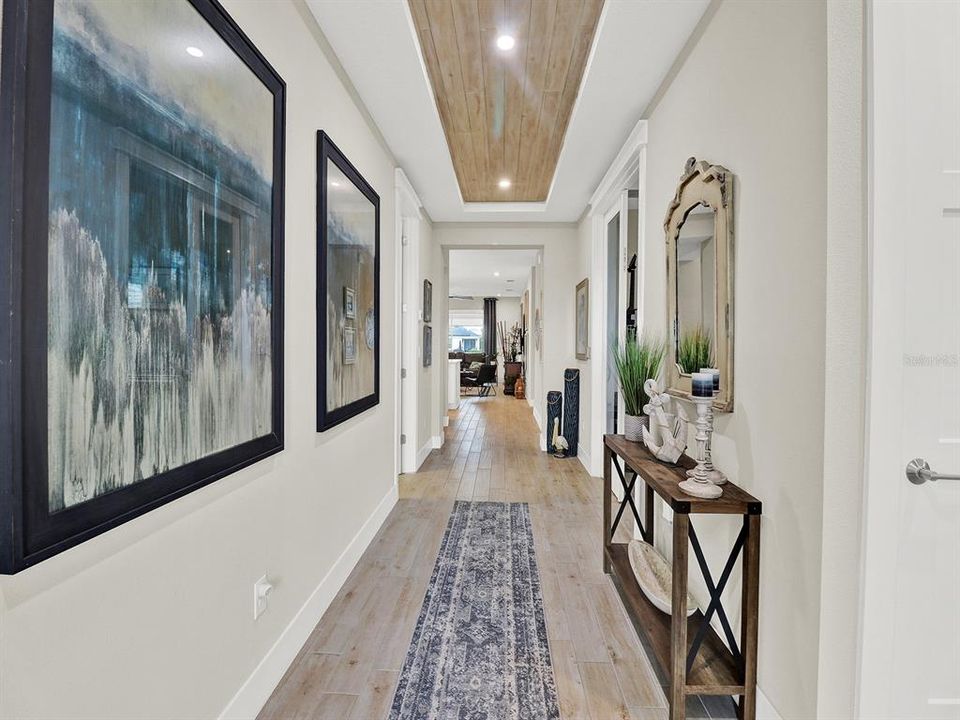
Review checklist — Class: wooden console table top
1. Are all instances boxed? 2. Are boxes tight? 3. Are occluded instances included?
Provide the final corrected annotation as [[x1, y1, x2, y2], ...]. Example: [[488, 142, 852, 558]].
[[603, 435, 761, 516]]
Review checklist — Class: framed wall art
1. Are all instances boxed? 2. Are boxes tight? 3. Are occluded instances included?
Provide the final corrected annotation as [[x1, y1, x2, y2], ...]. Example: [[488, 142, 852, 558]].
[[317, 131, 380, 431], [343, 327, 357, 365], [423, 279, 432, 323], [423, 325, 432, 368], [0, 0, 286, 573], [575, 278, 590, 360]]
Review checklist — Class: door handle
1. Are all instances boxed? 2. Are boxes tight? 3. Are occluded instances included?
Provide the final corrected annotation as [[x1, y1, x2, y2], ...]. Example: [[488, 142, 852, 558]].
[[905, 458, 960, 485]]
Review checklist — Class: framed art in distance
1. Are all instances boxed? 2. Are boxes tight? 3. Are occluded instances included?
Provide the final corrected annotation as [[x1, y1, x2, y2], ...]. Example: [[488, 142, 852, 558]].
[[423, 279, 432, 323], [316, 130, 380, 431], [575, 278, 590, 360]]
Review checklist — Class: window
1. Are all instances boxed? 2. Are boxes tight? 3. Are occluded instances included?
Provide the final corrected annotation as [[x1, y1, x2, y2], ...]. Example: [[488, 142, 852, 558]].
[[449, 306, 483, 353]]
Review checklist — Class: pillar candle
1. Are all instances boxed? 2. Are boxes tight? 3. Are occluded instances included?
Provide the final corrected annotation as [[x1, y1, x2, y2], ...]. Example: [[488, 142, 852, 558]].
[[691, 372, 714, 398], [700, 367, 721, 392]]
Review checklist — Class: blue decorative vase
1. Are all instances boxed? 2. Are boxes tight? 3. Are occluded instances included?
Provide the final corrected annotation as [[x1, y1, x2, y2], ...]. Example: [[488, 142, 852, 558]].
[[563, 369, 579, 457]]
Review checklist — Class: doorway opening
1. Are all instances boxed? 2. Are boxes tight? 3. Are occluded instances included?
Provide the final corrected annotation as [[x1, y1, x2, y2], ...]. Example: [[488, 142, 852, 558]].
[[446, 248, 540, 407]]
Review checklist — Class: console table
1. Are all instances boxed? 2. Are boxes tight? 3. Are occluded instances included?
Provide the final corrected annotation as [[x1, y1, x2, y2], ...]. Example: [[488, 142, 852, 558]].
[[602, 435, 761, 720]]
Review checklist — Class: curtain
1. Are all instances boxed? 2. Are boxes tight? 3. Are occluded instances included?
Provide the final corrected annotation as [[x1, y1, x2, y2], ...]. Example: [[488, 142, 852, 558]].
[[483, 297, 497, 362]]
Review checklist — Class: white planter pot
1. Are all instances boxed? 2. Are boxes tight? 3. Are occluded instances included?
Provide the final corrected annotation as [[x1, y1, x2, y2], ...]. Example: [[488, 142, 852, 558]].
[[624, 414, 648, 442]]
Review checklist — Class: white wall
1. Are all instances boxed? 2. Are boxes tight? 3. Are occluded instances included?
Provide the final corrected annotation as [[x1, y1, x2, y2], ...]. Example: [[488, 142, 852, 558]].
[[816, 3, 865, 715], [416, 217, 443, 459], [573, 216, 594, 472], [0, 2, 402, 717], [641, 1, 827, 718]]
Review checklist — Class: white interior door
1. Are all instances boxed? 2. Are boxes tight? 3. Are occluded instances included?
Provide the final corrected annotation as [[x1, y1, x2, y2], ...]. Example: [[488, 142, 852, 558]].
[[860, 2, 960, 716], [400, 216, 419, 474]]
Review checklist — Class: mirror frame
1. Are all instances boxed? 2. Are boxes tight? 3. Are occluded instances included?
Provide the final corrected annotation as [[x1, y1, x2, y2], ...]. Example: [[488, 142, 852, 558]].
[[664, 157, 735, 412]]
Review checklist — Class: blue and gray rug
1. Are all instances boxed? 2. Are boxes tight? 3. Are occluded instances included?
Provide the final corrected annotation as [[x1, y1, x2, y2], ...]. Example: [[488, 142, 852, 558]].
[[389, 501, 560, 720]]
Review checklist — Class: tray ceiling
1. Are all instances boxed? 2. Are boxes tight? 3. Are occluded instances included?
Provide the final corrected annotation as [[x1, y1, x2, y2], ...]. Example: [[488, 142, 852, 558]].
[[409, 0, 604, 203]]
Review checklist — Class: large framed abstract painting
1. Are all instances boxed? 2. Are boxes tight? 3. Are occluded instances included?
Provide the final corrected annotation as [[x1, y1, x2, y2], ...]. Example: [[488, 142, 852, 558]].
[[317, 131, 380, 431], [0, 0, 285, 572]]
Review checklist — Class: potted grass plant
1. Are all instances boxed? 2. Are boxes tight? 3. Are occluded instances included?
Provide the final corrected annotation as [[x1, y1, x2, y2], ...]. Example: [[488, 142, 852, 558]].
[[677, 326, 713, 375], [613, 332, 665, 442]]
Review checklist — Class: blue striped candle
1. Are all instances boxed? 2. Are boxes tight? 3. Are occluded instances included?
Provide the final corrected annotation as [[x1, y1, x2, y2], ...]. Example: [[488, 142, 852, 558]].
[[692, 372, 714, 398], [700, 367, 721, 392]]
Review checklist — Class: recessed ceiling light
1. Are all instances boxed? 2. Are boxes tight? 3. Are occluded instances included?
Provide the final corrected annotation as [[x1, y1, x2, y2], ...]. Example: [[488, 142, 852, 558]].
[[498, 178, 511, 189], [494, 271, 500, 277], [497, 293, 502, 297], [186, 46, 204, 58], [496, 35, 515, 51]]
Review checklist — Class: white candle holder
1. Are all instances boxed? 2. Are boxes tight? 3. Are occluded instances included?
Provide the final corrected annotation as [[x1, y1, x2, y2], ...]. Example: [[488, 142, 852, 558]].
[[679, 395, 723, 499], [686, 393, 727, 485]]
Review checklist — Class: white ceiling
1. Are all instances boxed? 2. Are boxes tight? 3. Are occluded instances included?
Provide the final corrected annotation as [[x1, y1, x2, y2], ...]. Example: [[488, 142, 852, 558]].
[[448, 249, 539, 297], [306, 0, 709, 223]]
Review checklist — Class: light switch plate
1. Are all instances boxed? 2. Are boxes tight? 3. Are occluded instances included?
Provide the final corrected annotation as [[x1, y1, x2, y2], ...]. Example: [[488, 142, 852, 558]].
[[254, 575, 272, 620]]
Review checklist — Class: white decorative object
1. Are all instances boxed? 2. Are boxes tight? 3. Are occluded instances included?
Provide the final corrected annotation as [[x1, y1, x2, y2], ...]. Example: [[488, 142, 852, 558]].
[[628, 540, 696, 617], [551, 417, 568, 458], [679, 395, 723, 499], [641, 379, 689, 463]]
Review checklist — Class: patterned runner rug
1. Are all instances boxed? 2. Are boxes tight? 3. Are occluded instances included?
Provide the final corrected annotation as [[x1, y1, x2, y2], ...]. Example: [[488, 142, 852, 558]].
[[389, 501, 559, 720]]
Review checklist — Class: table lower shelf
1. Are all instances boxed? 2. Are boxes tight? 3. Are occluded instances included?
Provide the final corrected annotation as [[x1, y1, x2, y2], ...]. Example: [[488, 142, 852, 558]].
[[605, 542, 744, 696]]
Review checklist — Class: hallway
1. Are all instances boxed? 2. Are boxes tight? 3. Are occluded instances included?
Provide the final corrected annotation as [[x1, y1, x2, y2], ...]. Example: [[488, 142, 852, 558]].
[[260, 392, 734, 720]]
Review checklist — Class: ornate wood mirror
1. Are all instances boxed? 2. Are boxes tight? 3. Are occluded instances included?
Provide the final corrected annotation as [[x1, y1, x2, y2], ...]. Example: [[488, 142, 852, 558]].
[[665, 158, 734, 412]]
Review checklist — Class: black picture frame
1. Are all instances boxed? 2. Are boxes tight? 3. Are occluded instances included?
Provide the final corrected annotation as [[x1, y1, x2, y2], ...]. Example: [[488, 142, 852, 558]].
[[316, 131, 380, 431], [0, 0, 286, 573]]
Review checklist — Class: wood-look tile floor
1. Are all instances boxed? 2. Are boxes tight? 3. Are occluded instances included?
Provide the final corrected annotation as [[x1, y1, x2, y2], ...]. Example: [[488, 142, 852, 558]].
[[259, 390, 736, 720]]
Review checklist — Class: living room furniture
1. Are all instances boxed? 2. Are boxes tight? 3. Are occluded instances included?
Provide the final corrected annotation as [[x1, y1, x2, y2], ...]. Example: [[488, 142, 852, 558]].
[[448, 350, 486, 366], [503, 361, 523, 395], [602, 436, 761, 720], [462, 364, 497, 397]]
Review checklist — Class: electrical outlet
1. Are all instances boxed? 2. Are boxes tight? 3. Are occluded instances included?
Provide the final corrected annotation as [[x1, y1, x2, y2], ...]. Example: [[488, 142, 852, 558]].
[[253, 574, 273, 620]]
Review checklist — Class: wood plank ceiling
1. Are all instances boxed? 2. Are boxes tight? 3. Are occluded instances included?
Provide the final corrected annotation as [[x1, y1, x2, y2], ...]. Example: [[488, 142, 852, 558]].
[[409, 0, 604, 203]]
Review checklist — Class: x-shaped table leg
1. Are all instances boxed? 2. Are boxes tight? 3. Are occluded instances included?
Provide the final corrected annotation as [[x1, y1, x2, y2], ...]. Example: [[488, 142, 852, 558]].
[[686, 521, 745, 673], [610, 456, 645, 539]]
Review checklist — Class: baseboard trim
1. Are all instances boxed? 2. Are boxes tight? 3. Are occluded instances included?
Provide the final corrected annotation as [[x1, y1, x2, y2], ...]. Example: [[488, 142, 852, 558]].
[[732, 686, 781, 720], [578, 448, 592, 477], [219, 482, 399, 720], [756, 687, 782, 720], [416, 440, 433, 469]]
